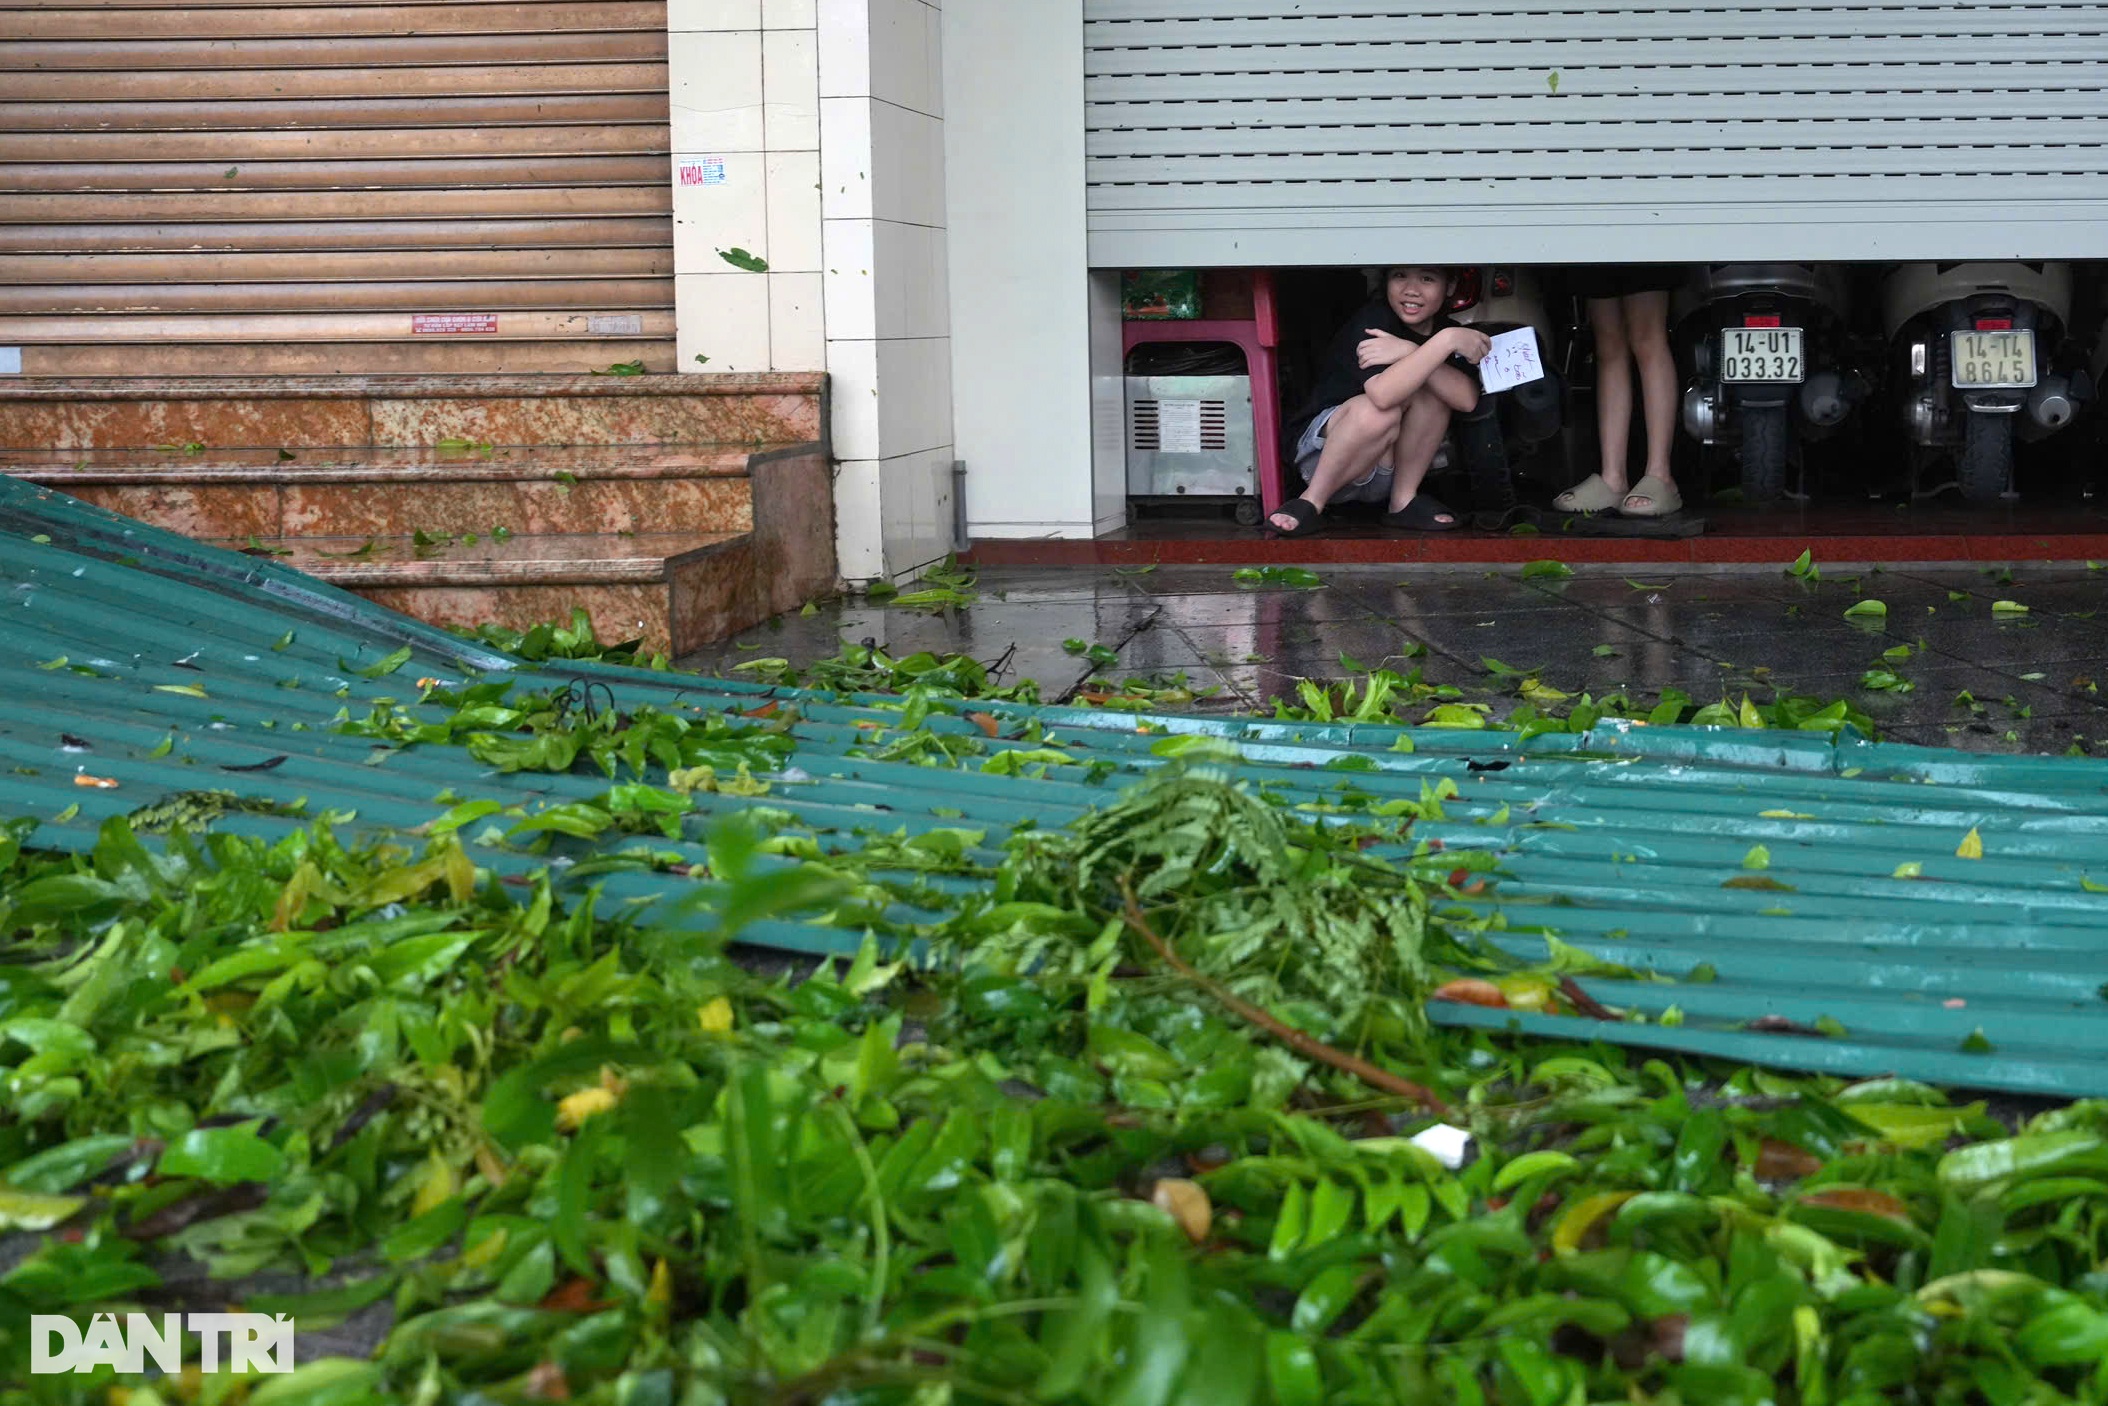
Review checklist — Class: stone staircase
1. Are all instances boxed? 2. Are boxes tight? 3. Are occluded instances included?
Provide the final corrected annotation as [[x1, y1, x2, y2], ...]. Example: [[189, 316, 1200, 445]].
[[0, 374, 834, 655]]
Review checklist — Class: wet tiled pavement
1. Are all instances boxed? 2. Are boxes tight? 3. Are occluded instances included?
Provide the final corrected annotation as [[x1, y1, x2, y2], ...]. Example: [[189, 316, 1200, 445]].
[[679, 561, 2108, 753]]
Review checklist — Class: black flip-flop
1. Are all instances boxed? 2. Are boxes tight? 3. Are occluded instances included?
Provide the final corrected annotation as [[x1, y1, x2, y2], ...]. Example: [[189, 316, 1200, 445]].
[[1266, 497, 1325, 537], [1383, 494, 1460, 531]]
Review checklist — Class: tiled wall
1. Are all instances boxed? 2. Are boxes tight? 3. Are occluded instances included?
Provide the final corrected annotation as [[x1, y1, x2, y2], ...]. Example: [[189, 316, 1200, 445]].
[[669, 0, 954, 584], [820, 0, 954, 582], [669, 0, 825, 375]]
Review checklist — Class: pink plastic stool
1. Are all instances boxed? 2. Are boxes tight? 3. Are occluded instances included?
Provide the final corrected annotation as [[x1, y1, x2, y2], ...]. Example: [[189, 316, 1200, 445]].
[[1121, 269, 1284, 519]]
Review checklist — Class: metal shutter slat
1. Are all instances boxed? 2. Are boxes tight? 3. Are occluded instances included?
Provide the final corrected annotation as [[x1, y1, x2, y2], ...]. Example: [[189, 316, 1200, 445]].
[[0, 218, 672, 253], [0, 94, 669, 131], [0, 249, 673, 281], [0, 3, 665, 40], [0, 31, 666, 69], [4, 62, 666, 101]]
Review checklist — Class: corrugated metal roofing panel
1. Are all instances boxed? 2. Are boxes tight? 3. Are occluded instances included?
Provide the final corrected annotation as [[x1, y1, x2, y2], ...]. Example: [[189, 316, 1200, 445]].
[[3, 476, 2106, 1095]]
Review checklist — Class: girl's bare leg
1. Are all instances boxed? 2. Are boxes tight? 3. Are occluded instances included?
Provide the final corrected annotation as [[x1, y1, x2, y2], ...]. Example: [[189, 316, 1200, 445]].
[[1589, 297, 1633, 495], [1624, 290, 1678, 483], [1269, 396, 1402, 531], [1386, 390, 1455, 521]]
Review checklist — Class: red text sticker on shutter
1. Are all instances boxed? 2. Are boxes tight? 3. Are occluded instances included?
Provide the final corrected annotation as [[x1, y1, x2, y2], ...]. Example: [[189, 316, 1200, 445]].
[[412, 313, 498, 335], [679, 158, 727, 186]]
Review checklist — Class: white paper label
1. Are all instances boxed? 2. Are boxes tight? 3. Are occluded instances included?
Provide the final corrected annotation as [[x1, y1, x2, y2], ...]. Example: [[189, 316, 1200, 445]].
[[0, 347, 19, 375], [587, 314, 644, 336], [411, 313, 497, 335], [1476, 328, 1546, 394], [1155, 399, 1204, 453]]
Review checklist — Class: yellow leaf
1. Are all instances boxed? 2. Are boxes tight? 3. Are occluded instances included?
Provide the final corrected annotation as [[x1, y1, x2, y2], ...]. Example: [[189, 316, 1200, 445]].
[[698, 996, 735, 1035], [72, 773, 119, 789], [442, 840, 477, 903], [473, 1141, 510, 1190], [0, 1187, 87, 1231], [1151, 1177, 1213, 1244], [360, 855, 452, 907], [667, 765, 716, 794], [646, 1256, 673, 1311], [462, 1225, 509, 1269], [272, 860, 322, 932], [717, 763, 771, 797], [1497, 976, 1557, 1012], [1956, 827, 1983, 860], [1760, 809, 1816, 820], [1551, 1190, 1638, 1256], [411, 1152, 458, 1217], [555, 1085, 620, 1131]]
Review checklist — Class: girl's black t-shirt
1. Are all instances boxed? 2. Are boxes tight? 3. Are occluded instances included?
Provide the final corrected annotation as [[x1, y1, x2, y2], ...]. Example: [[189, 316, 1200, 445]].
[[1283, 300, 1463, 455]]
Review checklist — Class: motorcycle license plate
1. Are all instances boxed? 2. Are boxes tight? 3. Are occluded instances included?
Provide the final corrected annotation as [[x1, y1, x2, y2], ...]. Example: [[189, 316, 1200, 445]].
[[1950, 329, 2037, 389], [1720, 327, 1805, 384]]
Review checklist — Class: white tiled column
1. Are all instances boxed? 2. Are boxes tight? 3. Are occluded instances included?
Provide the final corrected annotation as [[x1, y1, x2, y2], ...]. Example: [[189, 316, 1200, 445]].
[[821, 0, 952, 583], [669, 0, 825, 375]]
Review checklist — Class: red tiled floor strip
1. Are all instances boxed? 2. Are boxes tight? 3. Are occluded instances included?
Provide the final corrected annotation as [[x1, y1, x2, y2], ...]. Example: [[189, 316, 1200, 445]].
[[963, 532, 2108, 568]]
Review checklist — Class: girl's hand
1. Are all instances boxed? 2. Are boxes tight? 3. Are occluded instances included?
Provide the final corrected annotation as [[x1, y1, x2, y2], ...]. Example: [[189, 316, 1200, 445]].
[[1442, 327, 1494, 364], [1357, 329, 1412, 369]]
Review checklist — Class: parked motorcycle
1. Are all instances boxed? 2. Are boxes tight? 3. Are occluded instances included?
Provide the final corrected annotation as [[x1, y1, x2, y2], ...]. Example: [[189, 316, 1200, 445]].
[[1882, 262, 2089, 504], [1446, 264, 1566, 512], [1675, 264, 1868, 502]]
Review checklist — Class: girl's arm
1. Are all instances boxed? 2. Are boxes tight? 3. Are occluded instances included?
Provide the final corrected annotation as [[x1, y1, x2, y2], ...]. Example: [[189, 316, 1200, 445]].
[[1426, 364, 1480, 414], [1363, 328, 1488, 412]]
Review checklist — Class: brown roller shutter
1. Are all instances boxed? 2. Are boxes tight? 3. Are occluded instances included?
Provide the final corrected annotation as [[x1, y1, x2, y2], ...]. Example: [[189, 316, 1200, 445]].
[[0, 0, 673, 375]]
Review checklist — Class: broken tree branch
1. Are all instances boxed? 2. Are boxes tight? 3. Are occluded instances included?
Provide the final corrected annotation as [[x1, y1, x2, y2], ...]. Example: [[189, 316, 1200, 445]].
[[1119, 883, 1455, 1119]]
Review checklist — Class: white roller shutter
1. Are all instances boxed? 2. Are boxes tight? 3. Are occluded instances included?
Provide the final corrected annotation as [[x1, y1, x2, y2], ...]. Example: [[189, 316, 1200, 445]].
[[1085, 1, 2108, 267]]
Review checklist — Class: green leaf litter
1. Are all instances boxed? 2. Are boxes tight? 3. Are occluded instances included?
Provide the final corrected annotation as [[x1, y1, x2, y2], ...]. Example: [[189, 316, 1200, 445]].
[[0, 606, 2098, 1404]]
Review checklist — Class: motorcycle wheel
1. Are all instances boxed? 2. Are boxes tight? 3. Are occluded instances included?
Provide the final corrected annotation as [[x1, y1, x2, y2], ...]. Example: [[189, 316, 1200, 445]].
[[1739, 404, 1791, 504], [1957, 412, 2014, 505], [1455, 408, 1515, 513]]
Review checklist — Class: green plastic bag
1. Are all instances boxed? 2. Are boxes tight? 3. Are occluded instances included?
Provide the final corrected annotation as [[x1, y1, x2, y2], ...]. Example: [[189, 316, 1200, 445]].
[[1123, 269, 1202, 320]]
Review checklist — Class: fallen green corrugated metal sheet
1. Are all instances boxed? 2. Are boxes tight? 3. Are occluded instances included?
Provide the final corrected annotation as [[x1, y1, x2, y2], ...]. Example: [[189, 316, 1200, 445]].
[[4, 476, 2107, 1096]]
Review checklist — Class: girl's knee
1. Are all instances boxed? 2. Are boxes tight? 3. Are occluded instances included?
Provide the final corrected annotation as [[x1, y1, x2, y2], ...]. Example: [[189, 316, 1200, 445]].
[[1335, 396, 1402, 440]]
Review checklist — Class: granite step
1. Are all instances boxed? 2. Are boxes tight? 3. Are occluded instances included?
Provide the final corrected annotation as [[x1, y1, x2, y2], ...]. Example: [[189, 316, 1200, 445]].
[[4, 373, 835, 651], [212, 444, 835, 655], [0, 372, 825, 451], [4, 445, 759, 541], [226, 532, 745, 657]]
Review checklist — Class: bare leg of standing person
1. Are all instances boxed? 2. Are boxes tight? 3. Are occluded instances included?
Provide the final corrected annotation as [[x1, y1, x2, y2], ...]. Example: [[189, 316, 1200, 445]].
[[1589, 296, 1634, 499], [1620, 290, 1683, 515]]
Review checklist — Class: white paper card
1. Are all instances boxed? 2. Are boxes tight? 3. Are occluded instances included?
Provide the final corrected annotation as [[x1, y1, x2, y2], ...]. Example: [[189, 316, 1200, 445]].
[[0, 347, 19, 375], [1409, 1123, 1473, 1169], [1476, 328, 1545, 394], [1155, 399, 1204, 453]]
